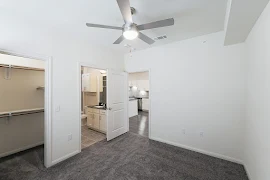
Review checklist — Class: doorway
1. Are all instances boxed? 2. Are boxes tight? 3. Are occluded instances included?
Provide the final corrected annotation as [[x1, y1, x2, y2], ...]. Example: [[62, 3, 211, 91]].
[[80, 66, 107, 149], [79, 63, 128, 149], [0, 52, 51, 167], [128, 71, 151, 138]]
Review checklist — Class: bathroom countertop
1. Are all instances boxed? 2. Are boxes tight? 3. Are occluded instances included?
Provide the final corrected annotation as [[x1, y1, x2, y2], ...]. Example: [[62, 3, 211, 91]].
[[87, 106, 106, 110]]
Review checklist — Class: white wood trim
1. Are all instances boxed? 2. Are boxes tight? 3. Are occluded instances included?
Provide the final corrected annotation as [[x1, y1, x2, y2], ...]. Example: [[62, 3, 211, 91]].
[[150, 137, 243, 164], [127, 69, 152, 139], [0, 142, 44, 158], [0, 48, 53, 168], [244, 164, 252, 180], [51, 150, 80, 166]]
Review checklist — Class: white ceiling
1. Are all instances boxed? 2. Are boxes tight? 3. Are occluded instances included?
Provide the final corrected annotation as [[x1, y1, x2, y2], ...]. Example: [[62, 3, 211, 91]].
[[224, 0, 270, 45], [0, 0, 228, 53]]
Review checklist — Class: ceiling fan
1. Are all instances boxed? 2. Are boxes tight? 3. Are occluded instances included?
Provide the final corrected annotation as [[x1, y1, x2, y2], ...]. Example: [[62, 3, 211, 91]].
[[86, 0, 175, 45]]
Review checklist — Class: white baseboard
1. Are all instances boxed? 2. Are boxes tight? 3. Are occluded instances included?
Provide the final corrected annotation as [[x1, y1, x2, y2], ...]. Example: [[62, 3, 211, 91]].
[[244, 164, 252, 180], [51, 150, 80, 167], [0, 141, 44, 158], [150, 137, 243, 164]]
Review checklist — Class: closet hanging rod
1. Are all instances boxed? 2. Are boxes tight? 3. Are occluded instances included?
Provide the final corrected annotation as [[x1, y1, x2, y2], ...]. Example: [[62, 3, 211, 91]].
[[0, 108, 44, 119], [0, 64, 44, 71]]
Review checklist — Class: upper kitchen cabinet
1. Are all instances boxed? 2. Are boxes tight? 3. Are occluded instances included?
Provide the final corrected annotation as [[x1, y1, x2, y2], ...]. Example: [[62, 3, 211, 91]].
[[137, 80, 149, 91], [82, 73, 97, 92], [99, 74, 104, 92], [129, 80, 137, 87]]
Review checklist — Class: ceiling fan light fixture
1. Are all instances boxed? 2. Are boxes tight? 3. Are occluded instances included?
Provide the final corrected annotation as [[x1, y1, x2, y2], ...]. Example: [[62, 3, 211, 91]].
[[123, 23, 138, 40], [123, 30, 138, 40], [85, 0, 174, 45]]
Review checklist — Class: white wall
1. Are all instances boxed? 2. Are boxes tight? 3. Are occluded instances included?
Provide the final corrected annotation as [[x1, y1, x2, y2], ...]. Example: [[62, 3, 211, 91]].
[[245, 1, 270, 180], [125, 32, 247, 163], [0, 68, 44, 112], [0, 27, 124, 165]]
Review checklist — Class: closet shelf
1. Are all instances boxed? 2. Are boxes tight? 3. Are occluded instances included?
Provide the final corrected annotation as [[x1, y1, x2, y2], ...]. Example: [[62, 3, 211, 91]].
[[0, 108, 44, 119]]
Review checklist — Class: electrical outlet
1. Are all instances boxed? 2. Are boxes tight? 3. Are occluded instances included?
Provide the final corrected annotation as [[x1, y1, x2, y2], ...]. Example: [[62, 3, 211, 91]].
[[200, 132, 204, 137], [68, 134, 72, 141], [182, 129, 186, 135]]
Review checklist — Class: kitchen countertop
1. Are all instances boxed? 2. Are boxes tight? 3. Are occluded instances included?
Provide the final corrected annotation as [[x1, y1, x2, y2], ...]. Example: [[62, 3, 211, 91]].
[[129, 97, 149, 101]]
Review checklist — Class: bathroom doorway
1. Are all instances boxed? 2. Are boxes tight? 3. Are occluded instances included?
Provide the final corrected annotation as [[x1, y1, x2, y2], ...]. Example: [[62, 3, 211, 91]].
[[80, 66, 107, 149]]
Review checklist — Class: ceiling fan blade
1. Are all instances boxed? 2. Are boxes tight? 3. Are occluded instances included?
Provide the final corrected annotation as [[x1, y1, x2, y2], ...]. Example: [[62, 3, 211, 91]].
[[137, 18, 174, 31], [113, 35, 125, 44], [138, 32, 155, 45], [116, 0, 133, 23], [86, 23, 122, 30]]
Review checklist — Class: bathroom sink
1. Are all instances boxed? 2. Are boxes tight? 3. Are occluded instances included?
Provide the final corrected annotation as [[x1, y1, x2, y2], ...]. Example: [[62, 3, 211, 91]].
[[93, 105, 105, 109]]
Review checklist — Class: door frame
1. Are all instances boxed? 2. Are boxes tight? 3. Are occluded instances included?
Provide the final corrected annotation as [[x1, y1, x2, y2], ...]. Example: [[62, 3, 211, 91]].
[[0, 48, 53, 167], [127, 69, 152, 139], [77, 62, 107, 151]]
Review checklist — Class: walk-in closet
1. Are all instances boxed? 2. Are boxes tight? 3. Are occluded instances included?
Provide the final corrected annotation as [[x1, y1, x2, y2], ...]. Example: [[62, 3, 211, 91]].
[[0, 53, 45, 162]]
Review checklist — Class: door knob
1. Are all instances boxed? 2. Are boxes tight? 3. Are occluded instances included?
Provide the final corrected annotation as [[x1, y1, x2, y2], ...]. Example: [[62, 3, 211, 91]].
[[107, 107, 112, 110]]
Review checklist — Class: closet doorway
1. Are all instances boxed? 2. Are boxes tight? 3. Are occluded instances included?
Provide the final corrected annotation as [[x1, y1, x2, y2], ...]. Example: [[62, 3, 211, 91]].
[[0, 51, 51, 167]]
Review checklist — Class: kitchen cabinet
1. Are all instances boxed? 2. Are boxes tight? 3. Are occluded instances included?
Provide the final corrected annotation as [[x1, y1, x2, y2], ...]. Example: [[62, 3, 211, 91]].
[[86, 107, 106, 133], [99, 74, 103, 92], [129, 99, 138, 117], [82, 73, 97, 92], [137, 80, 149, 91], [129, 80, 137, 87], [142, 98, 149, 111]]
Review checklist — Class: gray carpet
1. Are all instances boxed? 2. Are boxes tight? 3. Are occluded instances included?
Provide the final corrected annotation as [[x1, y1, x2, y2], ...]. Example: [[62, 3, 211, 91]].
[[0, 132, 249, 180]]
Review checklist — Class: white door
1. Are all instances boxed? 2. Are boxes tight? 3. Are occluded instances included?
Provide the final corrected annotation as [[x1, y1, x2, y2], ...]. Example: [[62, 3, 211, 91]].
[[106, 70, 128, 141]]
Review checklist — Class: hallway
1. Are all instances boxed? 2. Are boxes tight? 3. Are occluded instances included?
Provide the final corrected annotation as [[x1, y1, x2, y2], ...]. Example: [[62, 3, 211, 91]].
[[129, 111, 149, 137]]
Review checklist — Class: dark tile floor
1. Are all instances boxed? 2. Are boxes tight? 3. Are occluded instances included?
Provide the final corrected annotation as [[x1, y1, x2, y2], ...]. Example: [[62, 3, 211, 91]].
[[0, 133, 249, 180], [129, 111, 149, 137]]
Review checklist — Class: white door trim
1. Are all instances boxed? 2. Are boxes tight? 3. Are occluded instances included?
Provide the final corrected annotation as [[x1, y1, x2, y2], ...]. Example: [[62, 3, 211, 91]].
[[77, 62, 107, 151], [0, 48, 53, 167], [127, 69, 152, 139]]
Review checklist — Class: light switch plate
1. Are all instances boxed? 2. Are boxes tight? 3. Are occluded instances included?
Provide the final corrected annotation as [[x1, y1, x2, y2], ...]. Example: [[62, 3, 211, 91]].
[[55, 106, 60, 112], [68, 134, 72, 141]]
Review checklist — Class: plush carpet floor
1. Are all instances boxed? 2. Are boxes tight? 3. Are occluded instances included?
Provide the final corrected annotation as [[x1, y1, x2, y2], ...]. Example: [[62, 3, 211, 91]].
[[0, 132, 249, 180]]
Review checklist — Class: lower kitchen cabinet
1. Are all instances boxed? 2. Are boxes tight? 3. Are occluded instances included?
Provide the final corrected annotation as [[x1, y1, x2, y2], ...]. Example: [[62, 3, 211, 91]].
[[129, 99, 138, 118], [142, 99, 149, 111]]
